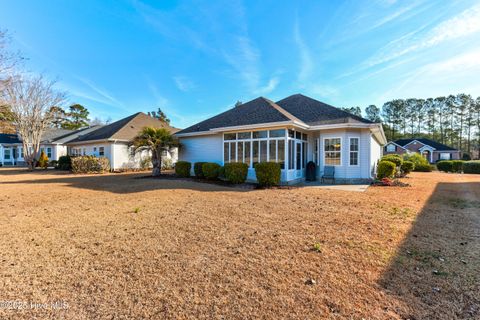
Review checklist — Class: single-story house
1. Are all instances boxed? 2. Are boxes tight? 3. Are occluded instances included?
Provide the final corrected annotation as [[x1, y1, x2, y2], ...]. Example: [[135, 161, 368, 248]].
[[0, 112, 179, 170], [175, 94, 386, 184], [0, 129, 76, 166], [384, 138, 461, 163], [65, 112, 180, 170]]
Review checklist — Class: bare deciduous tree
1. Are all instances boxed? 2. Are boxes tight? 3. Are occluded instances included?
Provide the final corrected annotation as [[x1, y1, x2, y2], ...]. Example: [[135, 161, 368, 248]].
[[1, 75, 65, 169]]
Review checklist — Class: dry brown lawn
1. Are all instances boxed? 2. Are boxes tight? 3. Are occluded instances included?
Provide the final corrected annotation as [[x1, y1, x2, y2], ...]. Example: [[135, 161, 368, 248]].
[[0, 169, 479, 319]]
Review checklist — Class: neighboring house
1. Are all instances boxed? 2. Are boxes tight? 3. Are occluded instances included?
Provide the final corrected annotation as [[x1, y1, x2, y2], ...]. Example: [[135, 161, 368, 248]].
[[175, 94, 386, 184], [0, 112, 180, 170], [66, 112, 180, 170], [0, 129, 75, 166], [384, 138, 461, 163]]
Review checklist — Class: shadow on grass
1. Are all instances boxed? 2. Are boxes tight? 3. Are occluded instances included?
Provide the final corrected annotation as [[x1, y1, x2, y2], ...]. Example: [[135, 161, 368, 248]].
[[379, 182, 480, 319], [0, 170, 254, 194]]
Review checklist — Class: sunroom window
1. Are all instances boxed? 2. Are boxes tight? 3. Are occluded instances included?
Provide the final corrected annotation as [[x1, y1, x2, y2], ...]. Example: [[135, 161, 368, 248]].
[[324, 138, 341, 166], [349, 138, 359, 166]]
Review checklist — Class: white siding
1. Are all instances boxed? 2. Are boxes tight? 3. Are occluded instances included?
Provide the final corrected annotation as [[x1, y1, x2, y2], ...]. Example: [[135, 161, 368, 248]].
[[178, 134, 223, 174], [369, 135, 383, 178], [111, 143, 152, 170], [318, 128, 372, 179]]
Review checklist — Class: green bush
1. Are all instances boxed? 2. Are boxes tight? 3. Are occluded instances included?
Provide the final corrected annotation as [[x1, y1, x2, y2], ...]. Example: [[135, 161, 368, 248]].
[[254, 162, 281, 187], [224, 162, 249, 184], [437, 160, 453, 172], [175, 161, 191, 177], [414, 163, 433, 172], [451, 160, 464, 173], [463, 161, 480, 174], [71, 156, 110, 173], [202, 162, 221, 180], [194, 162, 207, 178], [57, 155, 72, 170], [401, 161, 415, 175], [377, 160, 396, 179], [381, 154, 403, 167], [403, 153, 430, 171], [49, 160, 58, 168]]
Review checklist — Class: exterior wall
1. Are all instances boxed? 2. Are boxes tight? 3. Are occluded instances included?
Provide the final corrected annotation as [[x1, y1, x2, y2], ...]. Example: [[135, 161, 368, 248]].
[[432, 151, 461, 162], [111, 142, 177, 171], [178, 134, 223, 174], [404, 141, 425, 152], [0, 143, 61, 166], [370, 135, 383, 178], [383, 143, 406, 155], [318, 128, 373, 181]]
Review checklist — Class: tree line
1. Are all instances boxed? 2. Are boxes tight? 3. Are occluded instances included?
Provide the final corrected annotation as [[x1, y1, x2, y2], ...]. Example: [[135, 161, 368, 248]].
[[343, 94, 480, 158]]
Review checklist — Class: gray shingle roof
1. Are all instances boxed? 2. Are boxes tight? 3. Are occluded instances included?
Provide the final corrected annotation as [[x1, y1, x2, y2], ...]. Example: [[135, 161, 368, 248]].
[[177, 97, 291, 134], [393, 138, 458, 151], [176, 94, 373, 135], [68, 112, 179, 143], [0, 133, 21, 144]]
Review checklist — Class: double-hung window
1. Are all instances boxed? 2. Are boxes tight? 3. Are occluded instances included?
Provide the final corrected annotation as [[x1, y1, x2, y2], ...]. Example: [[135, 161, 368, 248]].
[[349, 138, 359, 166], [99, 147, 105, 157], [386, 144, 395, 152], [324, 138, 341, 166], [46, 147, 52, 158]]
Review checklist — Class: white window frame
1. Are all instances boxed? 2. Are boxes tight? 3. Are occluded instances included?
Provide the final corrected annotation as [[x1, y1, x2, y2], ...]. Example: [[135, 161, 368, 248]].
[[348, 137, 360, 167], [99, 147, 105, 157], [386, 144, 396, 152], [323, 137, 342, 167], [46, 147, 52, 159]]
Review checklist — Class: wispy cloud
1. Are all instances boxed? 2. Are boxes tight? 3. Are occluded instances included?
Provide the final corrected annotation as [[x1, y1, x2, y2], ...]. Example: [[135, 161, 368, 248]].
[[75, 76, 124, 107], [253, 77, 279, 95], [363, 3, 480, 69], [293, 18, 313, 83], [173, 76, 196, 92]]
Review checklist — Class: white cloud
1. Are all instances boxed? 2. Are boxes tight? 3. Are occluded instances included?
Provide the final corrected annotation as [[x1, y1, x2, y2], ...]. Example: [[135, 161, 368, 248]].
[[253, 77, 279, 95], [173, 76, 196, 92], [364, 3, 480, 69], [293, 18, 313, 83]]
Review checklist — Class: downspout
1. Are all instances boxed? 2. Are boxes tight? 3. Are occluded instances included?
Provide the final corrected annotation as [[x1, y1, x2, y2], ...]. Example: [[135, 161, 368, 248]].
[[111, 140, 116, 172]]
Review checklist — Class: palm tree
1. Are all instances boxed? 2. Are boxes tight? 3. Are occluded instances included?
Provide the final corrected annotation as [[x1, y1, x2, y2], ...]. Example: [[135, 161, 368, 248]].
[[131, 127, 179, 176]]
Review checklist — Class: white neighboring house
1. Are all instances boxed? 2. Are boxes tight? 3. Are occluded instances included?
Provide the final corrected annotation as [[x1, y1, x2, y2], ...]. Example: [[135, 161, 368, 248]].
[[65, 112, 179, 171], [0, 129, 77, 166], [175, 94, 386, 184], [0, 112, 179, 170]]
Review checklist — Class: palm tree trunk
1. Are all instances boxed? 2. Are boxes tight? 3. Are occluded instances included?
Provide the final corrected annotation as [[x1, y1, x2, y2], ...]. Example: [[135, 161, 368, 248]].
[[151, 148, 161, 176]]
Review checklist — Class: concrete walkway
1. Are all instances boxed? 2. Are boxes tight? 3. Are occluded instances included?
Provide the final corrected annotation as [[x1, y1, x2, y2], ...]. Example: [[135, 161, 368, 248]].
[[297, 181, 370, 192]]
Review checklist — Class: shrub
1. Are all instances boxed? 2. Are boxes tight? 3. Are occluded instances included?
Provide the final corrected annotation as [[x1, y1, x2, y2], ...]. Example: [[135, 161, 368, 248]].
[[451, 160, 464, 173], [175, 161, 191, 177], [38, 150, 49, 169], [254, 162, 281, 187], [462, 153, 471, 161], [381, 154, 403, 167], [414, 163, 433, 172], [71, 156, 110, 173], [224, 162, 249, 184], [202, 162, 221, 180], [194, 162, 207, 178], [57, 155, 72, 170], [403, 153, 431, 171], [218, 166, 226, 180], [463, 161, 480, 174], [49, 160, 58, 168], [377, 160, 396, 179], [161, 158, 174, 170], [401, 161, 415, 175], [140, 156, 152, 170], [437, 160, 453, 172]]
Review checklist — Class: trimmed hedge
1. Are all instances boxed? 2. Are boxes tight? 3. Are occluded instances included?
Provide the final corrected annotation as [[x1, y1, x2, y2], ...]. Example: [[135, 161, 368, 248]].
[[71, 156, 110, 173], [463, 161, 480, 174], [401, 161, 415, 175], [377, 160, 396, 179], [437, 160, 453, 172], [382, 154, 403, 167], [57, 155, 72, 170], [414, 163, 433, 172], [194, 162, 207, 178], [202, 162, 221, 180], [224, 162, 249, 184], [452, 160, 464, 173], [254, 162, 281, 187], [175, 161, 191, 177]]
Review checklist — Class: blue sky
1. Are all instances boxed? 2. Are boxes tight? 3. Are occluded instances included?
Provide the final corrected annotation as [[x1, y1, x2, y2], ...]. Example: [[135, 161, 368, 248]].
[[1, 0, 480, 128]]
